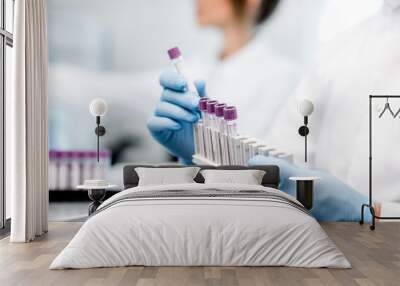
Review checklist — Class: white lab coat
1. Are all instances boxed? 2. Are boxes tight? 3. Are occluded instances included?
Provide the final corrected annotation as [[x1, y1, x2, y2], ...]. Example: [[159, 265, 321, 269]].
[[186, 0, 326, 141], [191, 36, 302, 140], [269, 1, 400, 215]]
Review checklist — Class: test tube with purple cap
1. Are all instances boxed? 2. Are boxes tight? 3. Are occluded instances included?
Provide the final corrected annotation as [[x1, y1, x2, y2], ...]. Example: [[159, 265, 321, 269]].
[[214, 103, 227, 164], [192, 98, 208, 158], [168, 47, 202, 162], [205, 100, 218, 161], [168, 47, 199, 96], [199, 98, 209, 126], [206, 100, 218, 129], [224, 106, 238, 136], [215, 103, 227, 132], [223, 107, 238, 165]]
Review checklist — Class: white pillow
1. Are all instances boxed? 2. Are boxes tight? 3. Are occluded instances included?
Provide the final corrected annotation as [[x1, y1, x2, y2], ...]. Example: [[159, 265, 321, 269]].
[[200, 169, 266, 185], [135, 167, 201, 186]]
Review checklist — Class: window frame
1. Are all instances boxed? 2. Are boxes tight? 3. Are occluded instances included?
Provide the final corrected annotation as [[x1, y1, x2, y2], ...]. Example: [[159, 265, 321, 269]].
[[0, 0, 14, 230]]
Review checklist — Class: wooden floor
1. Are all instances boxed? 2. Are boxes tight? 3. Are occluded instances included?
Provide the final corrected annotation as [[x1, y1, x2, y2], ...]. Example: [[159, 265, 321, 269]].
[[0, 222, 399, 286]]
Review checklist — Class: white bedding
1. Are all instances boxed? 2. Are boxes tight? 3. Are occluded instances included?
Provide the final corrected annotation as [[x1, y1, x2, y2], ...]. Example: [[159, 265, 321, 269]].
[[50, 183, 350, 269]]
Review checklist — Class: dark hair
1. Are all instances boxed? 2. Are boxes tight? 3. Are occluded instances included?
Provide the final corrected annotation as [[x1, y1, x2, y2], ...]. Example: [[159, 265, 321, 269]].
[[231, 0, 280, 24]]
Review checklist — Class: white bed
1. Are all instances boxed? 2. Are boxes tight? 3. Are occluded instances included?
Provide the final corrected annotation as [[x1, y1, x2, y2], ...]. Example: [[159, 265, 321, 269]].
[[50, 183, 350, 269]]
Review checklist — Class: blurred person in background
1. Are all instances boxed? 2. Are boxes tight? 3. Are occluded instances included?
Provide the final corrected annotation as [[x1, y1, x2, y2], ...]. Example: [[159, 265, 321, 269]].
[[148, 0, 304, 163]]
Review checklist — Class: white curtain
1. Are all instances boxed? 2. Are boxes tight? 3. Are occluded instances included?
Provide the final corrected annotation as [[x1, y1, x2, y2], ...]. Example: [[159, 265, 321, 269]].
[[9, 0, 48, 242]]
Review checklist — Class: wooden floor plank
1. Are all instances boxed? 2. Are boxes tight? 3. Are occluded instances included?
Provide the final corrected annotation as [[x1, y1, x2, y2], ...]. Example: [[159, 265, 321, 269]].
[[0, 222, 399, 286]]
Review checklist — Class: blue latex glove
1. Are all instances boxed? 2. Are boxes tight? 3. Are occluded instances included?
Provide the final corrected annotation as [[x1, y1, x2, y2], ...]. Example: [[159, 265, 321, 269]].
[[248, 155, 371, 222], [147, 70, 206, 164]]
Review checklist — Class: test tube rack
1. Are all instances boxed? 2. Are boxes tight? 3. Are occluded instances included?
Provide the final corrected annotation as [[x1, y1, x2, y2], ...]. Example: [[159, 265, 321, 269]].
[[192, 129, 293, 167]]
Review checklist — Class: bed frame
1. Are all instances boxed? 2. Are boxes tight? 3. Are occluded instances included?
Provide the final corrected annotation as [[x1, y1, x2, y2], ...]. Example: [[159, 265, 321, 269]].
[[123, 165, 280, 189]]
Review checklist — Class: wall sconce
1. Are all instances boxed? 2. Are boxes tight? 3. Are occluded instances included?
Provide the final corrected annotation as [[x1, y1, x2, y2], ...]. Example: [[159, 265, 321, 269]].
[[298, 99, 314, 163], [89, 99, 107, 162]]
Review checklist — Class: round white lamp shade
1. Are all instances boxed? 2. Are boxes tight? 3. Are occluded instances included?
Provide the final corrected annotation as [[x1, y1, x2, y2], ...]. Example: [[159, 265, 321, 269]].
[[89, 98, 108, 117], [298, 99, 314, 116]]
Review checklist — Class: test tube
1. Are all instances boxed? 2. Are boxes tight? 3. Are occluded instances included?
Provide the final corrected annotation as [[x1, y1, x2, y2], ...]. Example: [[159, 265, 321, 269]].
[[168, 47, 198, 96], [206, 100, 218, 162], [193, 122, 200, 156], [215, 103, 227, 132], [269, 150, 294, 163], [213, 103, 226, 165], [269, 150, 285, 158], [241, 138, 258, 165], [197, 98, 209, 158], [258, 147, 276, 157], [48, 151, 58, 190], [233, 136, 250, 166], [224, 107, 238, 165], [168, 47, 200, 162], [249, 142, 266, 158], [224, 106, 238, 136], [206, 101, 218, 129], [199, 98, 209, 126]]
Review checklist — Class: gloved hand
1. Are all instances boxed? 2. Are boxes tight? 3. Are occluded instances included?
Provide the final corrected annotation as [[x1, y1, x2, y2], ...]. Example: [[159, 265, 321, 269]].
[[248, 155, 371, 222], [147, 70, 206, 164]]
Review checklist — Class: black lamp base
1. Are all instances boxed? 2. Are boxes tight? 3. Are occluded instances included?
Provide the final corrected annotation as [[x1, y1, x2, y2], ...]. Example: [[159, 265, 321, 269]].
[[88, 188, 106, 215]]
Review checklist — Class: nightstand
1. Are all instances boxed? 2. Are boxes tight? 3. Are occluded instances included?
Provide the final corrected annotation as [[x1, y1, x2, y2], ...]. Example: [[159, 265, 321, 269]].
[[289, 177, 320, 210]]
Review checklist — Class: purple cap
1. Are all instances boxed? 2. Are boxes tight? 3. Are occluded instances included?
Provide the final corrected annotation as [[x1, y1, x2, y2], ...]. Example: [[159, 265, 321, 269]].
[[88, 151, 98, 158], [199, 98, 209, 111], [223, 106, 237, 121], [49, 150, 57, 159], [71, 151, 84, 158], [76, 151, 86, 159], [206, 100, 218, 114], [215, 103, 227, 117], [59, 151, 70, 159], [81, 151, 92, 158], [54, 151, 63, 159], [100, 150, 111, 158], [168, 47, 181, 60], [66, 151, 75, 158]]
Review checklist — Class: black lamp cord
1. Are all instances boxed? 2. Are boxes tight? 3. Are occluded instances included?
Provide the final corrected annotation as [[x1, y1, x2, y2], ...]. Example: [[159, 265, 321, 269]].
[[96, 116, 100, 162], [304, 116, 308, 163]]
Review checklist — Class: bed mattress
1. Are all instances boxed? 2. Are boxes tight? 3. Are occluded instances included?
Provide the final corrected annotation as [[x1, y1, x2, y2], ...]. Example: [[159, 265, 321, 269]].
[[50, 183, 350, 269]]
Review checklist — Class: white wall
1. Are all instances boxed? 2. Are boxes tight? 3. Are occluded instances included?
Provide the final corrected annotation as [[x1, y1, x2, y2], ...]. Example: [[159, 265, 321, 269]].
[[47, 0, 220, 72], [318, 0, 383, 45]]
